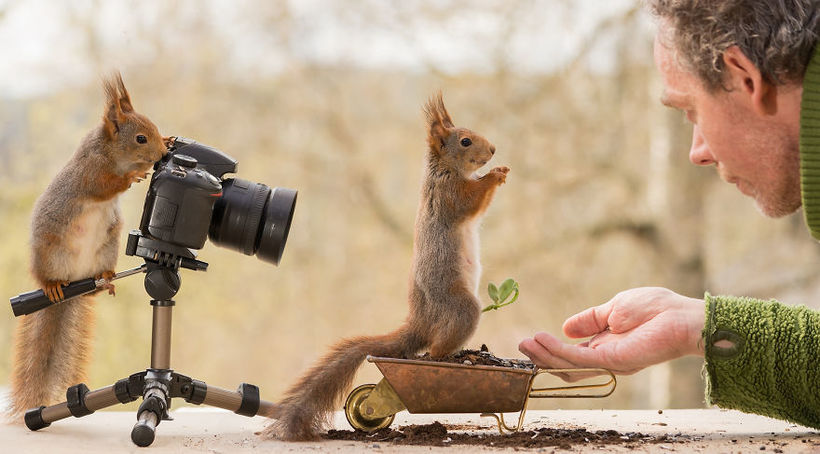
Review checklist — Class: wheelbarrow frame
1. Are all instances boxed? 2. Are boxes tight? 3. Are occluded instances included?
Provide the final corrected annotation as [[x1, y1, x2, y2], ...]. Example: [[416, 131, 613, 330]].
[[344, 355, 616, 434]]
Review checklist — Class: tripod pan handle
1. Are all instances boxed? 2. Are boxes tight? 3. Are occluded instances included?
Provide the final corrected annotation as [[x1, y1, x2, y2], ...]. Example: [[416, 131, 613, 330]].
[[10, 278, 97, 317]]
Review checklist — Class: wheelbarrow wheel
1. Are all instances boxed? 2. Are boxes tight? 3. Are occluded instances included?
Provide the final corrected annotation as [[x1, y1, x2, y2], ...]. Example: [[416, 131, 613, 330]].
[[344, 384, 395, 432]]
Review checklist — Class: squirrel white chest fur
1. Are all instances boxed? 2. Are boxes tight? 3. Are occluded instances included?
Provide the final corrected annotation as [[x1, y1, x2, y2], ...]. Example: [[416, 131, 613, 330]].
[[64, 199, 120, 279], [459, 218, 482, 296]]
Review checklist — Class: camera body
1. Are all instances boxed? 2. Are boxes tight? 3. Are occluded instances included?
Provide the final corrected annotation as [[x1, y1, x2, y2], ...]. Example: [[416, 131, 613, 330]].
[[138, 137, 297, 265], [11, 137, 297, 317]]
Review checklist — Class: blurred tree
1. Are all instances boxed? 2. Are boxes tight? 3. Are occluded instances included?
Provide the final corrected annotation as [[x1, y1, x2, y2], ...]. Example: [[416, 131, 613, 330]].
[[2, 0, 820, 416]]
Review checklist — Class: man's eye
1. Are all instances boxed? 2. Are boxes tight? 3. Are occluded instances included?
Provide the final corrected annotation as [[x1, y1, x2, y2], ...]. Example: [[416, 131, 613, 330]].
[[136, 135, 148, 144], [460, 138, 472, 147]]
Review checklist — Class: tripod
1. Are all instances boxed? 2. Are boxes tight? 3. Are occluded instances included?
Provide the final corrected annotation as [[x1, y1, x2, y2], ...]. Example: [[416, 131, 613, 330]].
[[21, 232, 277, 447]]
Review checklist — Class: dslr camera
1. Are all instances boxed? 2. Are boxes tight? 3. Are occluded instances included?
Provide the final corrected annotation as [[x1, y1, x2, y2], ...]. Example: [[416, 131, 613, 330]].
[[11, 137, 297, 316], [130, 137, 297, 266]]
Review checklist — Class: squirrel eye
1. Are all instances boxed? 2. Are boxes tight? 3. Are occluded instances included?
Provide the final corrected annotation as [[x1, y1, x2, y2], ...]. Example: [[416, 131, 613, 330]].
[[136, 135, 148, 144], [460, 138, 472, 147]]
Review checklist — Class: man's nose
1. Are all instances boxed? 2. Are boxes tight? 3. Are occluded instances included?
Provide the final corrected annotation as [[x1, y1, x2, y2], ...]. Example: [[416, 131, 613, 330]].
[[689, 125, 715, 166]]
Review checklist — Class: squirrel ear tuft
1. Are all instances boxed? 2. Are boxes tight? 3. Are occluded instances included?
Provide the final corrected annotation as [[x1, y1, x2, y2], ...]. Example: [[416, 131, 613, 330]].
[[424, 91, 454, 151], [115, 72, 134, 113], [434, 91, 454, 129], [102, 73, 126, 139]]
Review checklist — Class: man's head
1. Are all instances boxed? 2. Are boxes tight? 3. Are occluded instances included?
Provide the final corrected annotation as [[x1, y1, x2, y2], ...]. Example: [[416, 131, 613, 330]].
[[647, 0, 820, 217]]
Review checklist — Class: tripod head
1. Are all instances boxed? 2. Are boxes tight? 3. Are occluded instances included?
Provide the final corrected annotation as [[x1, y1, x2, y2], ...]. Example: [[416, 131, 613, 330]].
[[124, 230, 208, 301], [9, 231, 208, 317]]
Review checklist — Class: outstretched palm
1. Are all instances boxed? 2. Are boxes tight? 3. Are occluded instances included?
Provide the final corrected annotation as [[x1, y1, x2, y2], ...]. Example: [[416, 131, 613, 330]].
[[519, 287, 705, 378]]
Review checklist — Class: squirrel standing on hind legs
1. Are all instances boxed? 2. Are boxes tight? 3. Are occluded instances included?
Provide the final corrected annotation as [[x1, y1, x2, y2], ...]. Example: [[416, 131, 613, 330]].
[[7, 73, 169, 418], [265, 92, 510, 440]]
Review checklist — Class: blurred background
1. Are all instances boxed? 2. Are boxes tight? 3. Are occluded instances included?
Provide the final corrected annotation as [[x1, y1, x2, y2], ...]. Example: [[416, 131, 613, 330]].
[[2, 0, 819, 416]]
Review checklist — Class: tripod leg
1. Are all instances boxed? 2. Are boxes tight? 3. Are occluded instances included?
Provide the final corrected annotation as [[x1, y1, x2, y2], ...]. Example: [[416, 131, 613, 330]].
[[132, 406, 161, 447], [129, 370, 172, 447], [25, 380, 136, 430], [179, 379, 277, 418]]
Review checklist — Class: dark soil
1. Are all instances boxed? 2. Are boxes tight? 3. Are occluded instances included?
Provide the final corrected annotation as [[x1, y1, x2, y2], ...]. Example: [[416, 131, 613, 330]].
[[411, 344, 536, 371], [324, 421, 689, 449]]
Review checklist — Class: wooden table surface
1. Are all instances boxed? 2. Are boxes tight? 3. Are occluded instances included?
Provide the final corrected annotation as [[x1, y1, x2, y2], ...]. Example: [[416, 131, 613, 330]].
[[2, 408, 817, 453]]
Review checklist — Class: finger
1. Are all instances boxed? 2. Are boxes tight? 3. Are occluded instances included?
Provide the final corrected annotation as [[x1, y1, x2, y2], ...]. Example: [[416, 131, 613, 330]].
[[531, 333, 583, 368], [517, 346, 574, 382], [56, 284, 64, 301], [595, 287, 679, 334], [519, 339, 580, 381], [525, 334, 610, 383], [588, 329, 629, 349], [533, 332, 612, 370], [563, 301, 614, 339]]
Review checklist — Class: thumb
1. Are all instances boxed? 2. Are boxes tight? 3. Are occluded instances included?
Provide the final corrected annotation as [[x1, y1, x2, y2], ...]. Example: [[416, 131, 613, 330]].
[[562, 301, 613, 339]]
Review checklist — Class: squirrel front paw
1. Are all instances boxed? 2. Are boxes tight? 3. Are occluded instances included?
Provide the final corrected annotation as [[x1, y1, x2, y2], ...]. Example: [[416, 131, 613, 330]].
[[488, 166, 510, 185], [95, 271, 116, 296], [125, 170, 150, 187], [43, 280, 70, 303]]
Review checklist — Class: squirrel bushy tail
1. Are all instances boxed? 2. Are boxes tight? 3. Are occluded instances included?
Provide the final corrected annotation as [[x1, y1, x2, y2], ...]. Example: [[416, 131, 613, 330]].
[[8, 295, 96, 418], [263, 324, 424, 441]]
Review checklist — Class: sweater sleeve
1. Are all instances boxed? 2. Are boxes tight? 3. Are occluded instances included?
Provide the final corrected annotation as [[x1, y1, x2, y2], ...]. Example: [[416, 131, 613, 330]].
[[702, 293, 820, 428]]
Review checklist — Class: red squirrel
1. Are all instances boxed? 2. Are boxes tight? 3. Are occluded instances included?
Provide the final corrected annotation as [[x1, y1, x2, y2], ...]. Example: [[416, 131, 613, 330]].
[[265, 93, 509, 440], [8, 73, 169, 418]]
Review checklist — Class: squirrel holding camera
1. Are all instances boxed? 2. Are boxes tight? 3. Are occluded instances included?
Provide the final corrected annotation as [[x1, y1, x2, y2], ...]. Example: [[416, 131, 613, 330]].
[[265, 93, 509, 440], [7, 73, 169, 418]]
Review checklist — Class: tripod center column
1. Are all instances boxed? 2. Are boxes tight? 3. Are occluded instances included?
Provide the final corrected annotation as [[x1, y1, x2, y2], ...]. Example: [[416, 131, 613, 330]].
[[150, 301, 174, 370]]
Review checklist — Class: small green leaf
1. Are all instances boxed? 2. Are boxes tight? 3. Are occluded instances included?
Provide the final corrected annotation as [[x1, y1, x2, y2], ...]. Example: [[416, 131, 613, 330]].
[[497, 287, 519, 308], [498, 279, 515, 302], [483, 278, 520, 314], [488, 283, 499, 303], [507, 287, 519, 305]]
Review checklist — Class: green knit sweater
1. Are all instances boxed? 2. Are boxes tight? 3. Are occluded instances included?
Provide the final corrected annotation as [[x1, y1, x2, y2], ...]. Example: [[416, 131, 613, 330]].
[[701, 46, 820, 428], [703, 294, 820, 427]]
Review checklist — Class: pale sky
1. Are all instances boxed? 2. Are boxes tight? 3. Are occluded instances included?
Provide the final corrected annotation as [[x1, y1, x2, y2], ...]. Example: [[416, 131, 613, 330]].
[[0, 0, 648, 98]]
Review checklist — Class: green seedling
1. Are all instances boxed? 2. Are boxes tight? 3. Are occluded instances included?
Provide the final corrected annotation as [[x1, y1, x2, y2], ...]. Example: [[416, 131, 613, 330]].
[[482, 278, 520, 312]]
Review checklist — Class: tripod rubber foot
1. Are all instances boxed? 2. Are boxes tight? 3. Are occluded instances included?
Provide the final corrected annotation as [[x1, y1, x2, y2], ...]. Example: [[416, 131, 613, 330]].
[[131, 422, 156, 447], [24, 406, 49, 431]]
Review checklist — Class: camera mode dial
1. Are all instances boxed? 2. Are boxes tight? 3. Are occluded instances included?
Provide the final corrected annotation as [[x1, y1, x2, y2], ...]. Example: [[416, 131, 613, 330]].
[[172, 154, 198, 169]]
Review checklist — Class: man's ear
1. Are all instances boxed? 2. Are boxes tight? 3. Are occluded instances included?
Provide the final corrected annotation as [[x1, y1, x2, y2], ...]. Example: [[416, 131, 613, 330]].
[[722, 46, 777, 115]]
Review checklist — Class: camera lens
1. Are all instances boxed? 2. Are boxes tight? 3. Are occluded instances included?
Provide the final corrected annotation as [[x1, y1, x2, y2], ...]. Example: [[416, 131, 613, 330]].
[[208, 178, 297, 265]]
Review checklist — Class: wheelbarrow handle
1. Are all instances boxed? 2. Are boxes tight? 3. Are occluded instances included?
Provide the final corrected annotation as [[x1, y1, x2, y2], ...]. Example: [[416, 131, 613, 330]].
[[528, 368, 617, 399]]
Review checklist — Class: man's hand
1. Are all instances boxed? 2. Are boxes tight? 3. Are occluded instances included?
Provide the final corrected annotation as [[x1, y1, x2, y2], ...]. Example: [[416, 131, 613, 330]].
[[519, 287, 705, 379]]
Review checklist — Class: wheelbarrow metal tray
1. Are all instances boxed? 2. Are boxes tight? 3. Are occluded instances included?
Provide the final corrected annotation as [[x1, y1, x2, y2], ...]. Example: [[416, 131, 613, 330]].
[[367, 356, 533, 414]]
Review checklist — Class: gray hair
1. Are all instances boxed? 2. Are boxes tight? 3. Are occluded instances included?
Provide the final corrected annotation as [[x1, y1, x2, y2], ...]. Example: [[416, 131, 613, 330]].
[[646, 0, 820, 90]]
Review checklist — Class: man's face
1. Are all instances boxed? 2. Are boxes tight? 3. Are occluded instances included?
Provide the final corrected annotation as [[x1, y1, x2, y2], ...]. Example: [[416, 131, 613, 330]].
[[653, 33, 802, 218]]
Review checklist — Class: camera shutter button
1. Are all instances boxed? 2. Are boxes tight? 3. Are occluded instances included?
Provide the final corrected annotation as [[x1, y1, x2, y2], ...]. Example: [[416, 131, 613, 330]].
[[172, 154, 198, 169]]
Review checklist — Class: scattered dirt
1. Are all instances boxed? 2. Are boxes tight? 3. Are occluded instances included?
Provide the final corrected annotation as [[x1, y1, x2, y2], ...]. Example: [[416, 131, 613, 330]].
[[412, 344, 536, 370], [324, 421, 689, 449]]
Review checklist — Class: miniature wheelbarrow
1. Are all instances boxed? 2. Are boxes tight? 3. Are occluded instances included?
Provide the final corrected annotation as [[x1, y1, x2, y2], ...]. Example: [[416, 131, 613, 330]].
[[344, 355, 617, 434]]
